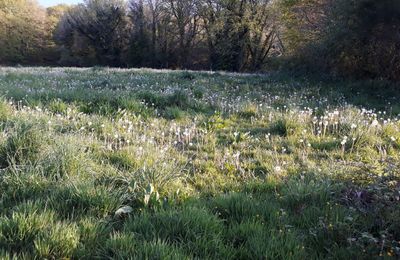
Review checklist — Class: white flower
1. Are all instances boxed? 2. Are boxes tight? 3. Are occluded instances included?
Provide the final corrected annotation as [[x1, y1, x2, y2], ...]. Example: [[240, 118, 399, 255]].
[[275, 166, 282, 172], [391, 136, 396, 142], [371, 120, 379, 127], [351, 124, 357, 129]]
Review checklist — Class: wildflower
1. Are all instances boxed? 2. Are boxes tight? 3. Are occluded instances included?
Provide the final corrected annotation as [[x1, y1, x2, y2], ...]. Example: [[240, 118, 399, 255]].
[[391, 136, 396, 142], [350, 123, 357, 129], [371, 120, 379, 127]]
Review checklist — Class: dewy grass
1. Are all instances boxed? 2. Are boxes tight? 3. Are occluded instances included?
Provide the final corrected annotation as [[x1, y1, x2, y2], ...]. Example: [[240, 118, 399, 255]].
[[0, 67, 399, 258]]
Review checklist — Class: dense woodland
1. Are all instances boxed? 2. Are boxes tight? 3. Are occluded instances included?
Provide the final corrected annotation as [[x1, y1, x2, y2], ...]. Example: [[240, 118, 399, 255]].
[[0, 0, 399, 80]]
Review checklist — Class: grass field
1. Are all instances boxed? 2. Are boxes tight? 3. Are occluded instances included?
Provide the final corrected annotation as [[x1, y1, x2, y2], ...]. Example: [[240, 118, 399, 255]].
[[0, 67, 399, 259]]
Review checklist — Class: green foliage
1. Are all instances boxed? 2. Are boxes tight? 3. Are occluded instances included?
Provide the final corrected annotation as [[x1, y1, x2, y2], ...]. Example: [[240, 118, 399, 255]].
[[0, 0, 51, 64], [1, 0, 398, 81], [279, 0, 400, 80], [55, 0, 128, 66], [327, 0, 400, 80]]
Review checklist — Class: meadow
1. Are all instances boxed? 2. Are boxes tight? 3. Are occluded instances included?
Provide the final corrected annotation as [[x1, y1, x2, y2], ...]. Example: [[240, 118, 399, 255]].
[[0, 67, 399, 259]]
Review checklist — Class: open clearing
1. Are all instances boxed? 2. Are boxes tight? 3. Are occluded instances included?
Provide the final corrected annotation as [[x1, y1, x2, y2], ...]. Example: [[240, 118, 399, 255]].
[[0, 67, 399, 259]]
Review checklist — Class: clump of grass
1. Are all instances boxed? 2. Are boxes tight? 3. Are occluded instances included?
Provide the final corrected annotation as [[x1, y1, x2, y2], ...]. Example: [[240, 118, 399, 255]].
[[48, 99, 69, 115], [178, 71, 195, 81], [0, 202, 79, 258], [164, 106, 186, 120], [102, 149, 138, 171], [0, 99, 11, 122], [50, 182, 121, 218], [123, 206, 230, 258], [0, 166, 52, 209], [193, 87, 204, 99], [42, 141, 90, 180], [33, 222, 79, 259], [167, 90, 190, 108], [237, 104, 258, 119], [268, 119, 290, 136], [137, 90, 166, 108], [73, 217, 111, 258], [104, 233, 189, 259], [0, 123, 46, 168]]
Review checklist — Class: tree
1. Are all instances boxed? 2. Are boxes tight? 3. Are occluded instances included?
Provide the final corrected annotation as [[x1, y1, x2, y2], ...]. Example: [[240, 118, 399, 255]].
[[166, 0, 199, 67], [44, 4, 71, 63], [60, 0, 128, 66], [278, 0, 333, 54], [0, 0, 48, 64], [244, 0, 281, 70], [197, 0, 224, 69], [327, 0, 400, 80], [127, 0, 151, 66], [278, 0, 400, 80], [200, 0, 280, 71]]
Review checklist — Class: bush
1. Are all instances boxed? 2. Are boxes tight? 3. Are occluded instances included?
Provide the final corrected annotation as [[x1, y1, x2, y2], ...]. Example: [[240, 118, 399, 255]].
[[281, 0, 400, 81]]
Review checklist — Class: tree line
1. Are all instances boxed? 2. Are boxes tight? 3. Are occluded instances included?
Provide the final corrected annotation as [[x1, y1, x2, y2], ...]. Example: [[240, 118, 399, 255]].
[[0, 0, 399, 80]]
